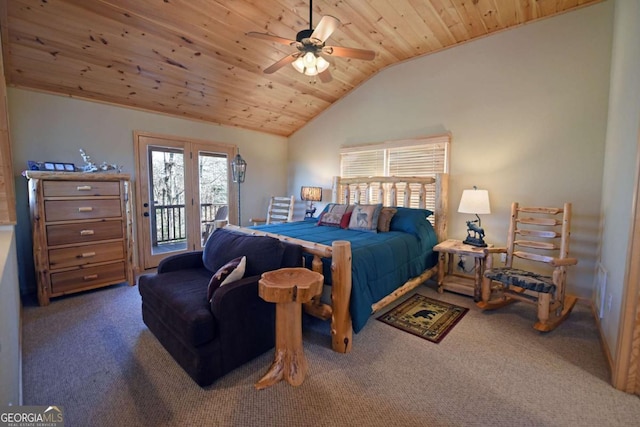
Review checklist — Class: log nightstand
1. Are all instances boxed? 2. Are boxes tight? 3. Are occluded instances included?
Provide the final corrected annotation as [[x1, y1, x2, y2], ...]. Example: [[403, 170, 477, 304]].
[[433, 239, 491, 302]]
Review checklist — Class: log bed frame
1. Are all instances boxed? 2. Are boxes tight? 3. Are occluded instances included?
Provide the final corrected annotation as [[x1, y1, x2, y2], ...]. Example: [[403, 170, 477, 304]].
[[226, 174, 449, 353]]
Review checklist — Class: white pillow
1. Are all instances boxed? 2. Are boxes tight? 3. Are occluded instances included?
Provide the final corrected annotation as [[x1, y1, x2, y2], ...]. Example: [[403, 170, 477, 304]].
[[220, 256, 246, 286], [207, 255, 247, 303]]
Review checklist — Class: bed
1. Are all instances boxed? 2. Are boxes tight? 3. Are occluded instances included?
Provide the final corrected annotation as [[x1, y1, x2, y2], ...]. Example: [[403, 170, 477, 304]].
[[226, 174, 449, 353]]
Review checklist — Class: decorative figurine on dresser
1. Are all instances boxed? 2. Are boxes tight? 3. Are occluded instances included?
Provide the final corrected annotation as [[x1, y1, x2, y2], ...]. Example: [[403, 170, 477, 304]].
[[25, 171, 134, 306]]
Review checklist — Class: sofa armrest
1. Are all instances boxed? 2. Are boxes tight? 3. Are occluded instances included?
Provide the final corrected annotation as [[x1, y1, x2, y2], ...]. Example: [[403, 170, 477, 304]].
[[210, 275, 275, 368], [157, 251, 205, 274], [210, 275, 273, 322]]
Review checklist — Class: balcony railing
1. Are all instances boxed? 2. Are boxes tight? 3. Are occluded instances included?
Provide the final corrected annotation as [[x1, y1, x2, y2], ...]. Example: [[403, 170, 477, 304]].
[[152, 203, 227, 246]]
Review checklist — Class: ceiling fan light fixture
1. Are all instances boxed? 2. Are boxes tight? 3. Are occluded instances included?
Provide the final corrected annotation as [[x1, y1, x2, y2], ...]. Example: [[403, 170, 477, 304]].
[[303, 51, 316, 66], [316, 55, 330, 73], [304, 65, 318, 76], [292, 56, 305, 73], [292, 52, 327, 76]]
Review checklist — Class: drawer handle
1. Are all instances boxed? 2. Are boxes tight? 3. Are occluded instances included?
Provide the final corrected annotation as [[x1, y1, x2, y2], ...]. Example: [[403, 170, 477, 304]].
[[83, 274, 98, 281], [80, 229, 95, 236], [77, 185, 92, 191], [80, 252, 96, 258], [78, 207, 93, 213]]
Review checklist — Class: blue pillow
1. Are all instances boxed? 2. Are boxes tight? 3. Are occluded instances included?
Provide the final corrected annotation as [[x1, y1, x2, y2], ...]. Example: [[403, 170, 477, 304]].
[[389, 207, 433, 239]]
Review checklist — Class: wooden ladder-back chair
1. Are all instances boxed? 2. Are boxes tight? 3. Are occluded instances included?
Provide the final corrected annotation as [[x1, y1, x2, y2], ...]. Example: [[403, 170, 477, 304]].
[[478, 202, 578, 332], [250, 196, 295, 226]]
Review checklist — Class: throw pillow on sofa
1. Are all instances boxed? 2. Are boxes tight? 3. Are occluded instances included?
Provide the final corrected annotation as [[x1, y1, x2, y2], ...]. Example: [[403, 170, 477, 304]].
[[207, 256, 246, 302]]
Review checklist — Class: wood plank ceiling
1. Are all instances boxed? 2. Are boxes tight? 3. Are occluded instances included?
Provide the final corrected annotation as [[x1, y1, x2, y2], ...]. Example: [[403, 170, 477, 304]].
[[0, 0, 601, 137]]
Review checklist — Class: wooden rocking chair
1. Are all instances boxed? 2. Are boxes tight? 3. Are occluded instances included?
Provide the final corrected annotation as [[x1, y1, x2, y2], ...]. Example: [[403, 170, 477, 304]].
[[250, 195, 295, 226], [478, 202, 578, 332]]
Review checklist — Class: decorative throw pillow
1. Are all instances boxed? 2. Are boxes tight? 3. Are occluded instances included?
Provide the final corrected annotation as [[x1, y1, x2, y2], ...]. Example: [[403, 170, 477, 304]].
[[207, 256, 246, 302], [377, 207, 398, 232], [348, 203, 383, 232], [318, 203, 354, 228], [340, 211, 353, 229]]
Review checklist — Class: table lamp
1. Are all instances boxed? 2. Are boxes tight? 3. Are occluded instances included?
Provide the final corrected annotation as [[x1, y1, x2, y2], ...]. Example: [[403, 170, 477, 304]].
[[457, 186, 491, 247], [300, 186, 322, 218]]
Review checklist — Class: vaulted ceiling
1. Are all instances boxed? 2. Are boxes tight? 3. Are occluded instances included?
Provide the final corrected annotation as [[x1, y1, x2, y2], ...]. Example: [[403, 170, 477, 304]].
[[0, 0, 601, 136]]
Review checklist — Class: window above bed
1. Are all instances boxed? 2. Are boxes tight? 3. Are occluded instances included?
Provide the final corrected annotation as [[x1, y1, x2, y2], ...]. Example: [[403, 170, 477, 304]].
[[339, 133, 450, 216]]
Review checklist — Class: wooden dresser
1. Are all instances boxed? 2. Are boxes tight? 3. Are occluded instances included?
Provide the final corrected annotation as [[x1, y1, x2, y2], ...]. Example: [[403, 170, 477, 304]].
[[25, 171, 134, 306]]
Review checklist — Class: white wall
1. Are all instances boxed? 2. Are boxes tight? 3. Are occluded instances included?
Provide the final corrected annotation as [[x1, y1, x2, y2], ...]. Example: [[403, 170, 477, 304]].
[[7, 88, 288, 292], [288, 3, 614, 300], [0, 226, 21, 405], [598, 0, 640, 359]]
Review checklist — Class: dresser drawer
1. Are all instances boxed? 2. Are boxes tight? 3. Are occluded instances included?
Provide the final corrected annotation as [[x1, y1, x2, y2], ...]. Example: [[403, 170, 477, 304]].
[[47, 221, 123, 246], [43, 180, 120, 197], [45, 199, 122, 221], [48, 241, 125, 269], [50, 262, 126, 295]]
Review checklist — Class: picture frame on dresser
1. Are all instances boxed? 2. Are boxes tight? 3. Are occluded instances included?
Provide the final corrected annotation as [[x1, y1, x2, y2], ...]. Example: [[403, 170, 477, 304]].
[[27, 161, 77, 172]]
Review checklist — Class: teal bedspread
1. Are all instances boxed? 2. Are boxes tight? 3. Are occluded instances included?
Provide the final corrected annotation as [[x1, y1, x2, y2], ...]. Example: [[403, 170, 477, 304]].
[[251, 212, 438, 333]]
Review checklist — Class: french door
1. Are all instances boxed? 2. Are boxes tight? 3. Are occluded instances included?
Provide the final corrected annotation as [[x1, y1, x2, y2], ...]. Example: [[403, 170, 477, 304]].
[[134, 132, 236, 270]]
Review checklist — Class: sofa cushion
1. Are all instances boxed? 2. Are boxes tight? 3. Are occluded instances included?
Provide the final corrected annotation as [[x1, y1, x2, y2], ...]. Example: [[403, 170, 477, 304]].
[[138, 267, 217, 347], [207, 256, 246, 302], [202, 229, 285, 277]]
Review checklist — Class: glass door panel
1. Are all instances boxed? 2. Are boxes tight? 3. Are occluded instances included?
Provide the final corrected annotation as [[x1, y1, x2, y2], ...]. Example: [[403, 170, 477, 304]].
[[149, 146, 188, 255], [135, 132, 237, 270], [199, 151, 229, 246]]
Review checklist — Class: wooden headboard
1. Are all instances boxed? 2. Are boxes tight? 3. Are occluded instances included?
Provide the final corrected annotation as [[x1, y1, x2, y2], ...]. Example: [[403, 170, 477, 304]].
[[331, 173, 449, 243]]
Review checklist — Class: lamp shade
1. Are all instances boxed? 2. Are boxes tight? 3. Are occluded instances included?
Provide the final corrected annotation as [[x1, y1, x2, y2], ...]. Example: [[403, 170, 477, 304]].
[[300, 186, 322, 202], [458, 188, 491, 214]]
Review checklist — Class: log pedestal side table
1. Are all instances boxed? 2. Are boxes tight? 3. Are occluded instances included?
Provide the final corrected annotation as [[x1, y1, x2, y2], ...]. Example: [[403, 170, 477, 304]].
[[433, 239, 491, 302], [255, 267, 323, 390]]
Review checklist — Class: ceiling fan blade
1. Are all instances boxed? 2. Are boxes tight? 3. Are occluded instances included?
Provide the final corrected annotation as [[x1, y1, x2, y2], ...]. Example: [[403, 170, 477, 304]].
[[263, 53, 298, 74], [247, 32, 297, 46], [323, 45, 376, 61], [310, 15, 340, 43], [318, 69, 332, 83]]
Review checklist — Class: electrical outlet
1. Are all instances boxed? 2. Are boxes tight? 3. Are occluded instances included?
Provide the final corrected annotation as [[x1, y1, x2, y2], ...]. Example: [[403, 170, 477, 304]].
[[500, 253, 507, 263]]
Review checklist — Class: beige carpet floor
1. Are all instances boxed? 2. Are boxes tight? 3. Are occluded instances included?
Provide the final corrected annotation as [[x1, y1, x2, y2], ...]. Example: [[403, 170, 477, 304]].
[[21, 281, 640, 426]]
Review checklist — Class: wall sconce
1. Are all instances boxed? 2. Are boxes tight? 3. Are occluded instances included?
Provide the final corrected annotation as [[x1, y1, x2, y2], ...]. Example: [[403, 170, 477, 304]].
[[231, 151, 247, 225], [300, 186, 322, 218], [458, 186, 491, 247]]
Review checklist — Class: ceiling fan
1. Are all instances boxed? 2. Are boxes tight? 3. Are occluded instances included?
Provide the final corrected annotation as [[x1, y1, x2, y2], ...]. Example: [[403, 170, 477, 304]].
[[247, 0, 375, 83]]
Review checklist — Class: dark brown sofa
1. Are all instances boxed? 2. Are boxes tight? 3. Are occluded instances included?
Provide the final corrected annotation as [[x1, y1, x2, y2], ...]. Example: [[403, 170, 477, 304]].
[[138, 228, 302, 386]]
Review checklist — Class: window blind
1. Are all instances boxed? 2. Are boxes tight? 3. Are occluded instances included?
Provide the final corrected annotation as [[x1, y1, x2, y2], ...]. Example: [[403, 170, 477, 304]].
[[339, 134, 450, 217]]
